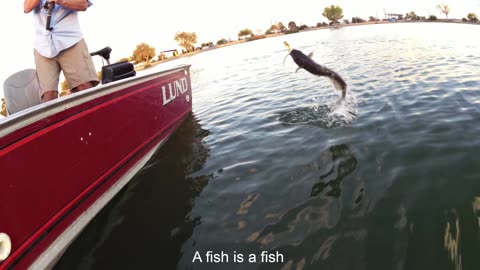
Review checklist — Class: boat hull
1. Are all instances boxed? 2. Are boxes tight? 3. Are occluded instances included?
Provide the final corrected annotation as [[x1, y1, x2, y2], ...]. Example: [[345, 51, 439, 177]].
[[0, 65, 192, 269]]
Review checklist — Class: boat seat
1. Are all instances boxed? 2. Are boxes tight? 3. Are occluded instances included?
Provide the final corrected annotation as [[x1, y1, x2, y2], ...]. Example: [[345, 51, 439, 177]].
[[90, 46, 112, 62], [3, 69, 41, 115]]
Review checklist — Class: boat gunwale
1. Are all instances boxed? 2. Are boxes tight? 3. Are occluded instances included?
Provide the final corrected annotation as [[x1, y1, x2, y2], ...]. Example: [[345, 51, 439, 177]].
[[0, 64, 191, 139]]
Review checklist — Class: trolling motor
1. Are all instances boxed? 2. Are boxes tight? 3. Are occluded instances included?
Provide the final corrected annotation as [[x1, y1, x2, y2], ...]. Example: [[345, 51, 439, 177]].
[[43, 1, 55, 31], [89, 47, 136, 84]]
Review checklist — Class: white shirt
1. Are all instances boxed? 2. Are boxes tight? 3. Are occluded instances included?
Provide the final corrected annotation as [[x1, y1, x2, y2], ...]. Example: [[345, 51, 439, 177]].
[[33, 0, 92, 58]]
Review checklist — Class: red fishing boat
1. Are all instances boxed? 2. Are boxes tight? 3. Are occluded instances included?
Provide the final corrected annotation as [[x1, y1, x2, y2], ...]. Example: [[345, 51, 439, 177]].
[[0, 47, 193, 269]]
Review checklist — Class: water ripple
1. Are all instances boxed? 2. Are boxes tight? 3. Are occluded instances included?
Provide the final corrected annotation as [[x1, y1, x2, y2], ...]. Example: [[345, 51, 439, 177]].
[[56, 23, 480, 270]]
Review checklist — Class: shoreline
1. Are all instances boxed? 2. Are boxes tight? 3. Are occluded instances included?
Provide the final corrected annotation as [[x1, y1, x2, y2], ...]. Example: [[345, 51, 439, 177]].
[[136, 19, 479, 71], [2, 19, 478, 118]]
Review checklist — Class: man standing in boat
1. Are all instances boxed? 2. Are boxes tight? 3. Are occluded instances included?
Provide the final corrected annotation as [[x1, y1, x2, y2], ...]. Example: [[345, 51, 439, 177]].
[[24, 0, 99, 102]]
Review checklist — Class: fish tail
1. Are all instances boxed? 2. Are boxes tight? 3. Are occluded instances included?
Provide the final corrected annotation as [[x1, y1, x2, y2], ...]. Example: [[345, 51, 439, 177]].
[[330, 77, 343, 91]]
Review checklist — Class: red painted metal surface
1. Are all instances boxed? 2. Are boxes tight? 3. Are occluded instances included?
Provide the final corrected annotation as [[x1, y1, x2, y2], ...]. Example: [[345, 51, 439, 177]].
[[0, 65, 192, 269]]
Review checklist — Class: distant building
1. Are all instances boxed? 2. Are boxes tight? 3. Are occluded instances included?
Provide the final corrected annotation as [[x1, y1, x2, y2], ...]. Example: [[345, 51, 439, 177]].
[[158, 49, 179, 60], [386, 13, 403, 20]]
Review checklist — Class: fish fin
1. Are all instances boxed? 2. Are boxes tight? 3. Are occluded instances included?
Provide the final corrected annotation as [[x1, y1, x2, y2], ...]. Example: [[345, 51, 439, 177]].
[[295, 67, 302, 73], [308, 52, 314, 58]]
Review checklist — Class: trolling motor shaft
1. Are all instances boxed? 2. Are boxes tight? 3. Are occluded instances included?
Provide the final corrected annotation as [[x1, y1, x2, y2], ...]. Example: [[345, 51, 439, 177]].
[[43, 1, 55, 31]]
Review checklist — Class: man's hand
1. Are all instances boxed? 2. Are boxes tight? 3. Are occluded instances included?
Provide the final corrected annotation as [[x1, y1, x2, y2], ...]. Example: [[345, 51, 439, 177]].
[[24, 0, 88, 13], [24, 0, 41, 13], [55, 0, 88, 11]]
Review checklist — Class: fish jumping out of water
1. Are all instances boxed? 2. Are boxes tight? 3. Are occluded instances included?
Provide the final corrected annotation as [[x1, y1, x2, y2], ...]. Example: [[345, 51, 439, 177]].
[[284, 42, 347, 98]]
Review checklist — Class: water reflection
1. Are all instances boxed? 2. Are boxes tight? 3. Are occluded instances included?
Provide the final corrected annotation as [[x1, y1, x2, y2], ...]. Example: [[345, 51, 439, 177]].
[[54, 114, 211, 270], [245, 144, 359, 269], [237, 193, 261, 216], [444, 211, 462, 270], [472, 197, 480, 229], [311, 145, 357, 198]]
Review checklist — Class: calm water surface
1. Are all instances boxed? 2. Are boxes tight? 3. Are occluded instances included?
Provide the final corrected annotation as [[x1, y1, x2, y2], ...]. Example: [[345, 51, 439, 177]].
[[56, 23, 480, 270]]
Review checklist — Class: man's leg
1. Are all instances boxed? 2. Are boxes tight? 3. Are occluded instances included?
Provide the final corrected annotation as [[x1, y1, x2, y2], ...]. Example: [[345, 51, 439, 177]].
[[34, 50, 61, 102], [59, 39, 100, 93], [72, 81, 96, 92], [41, 91, 58, 102]]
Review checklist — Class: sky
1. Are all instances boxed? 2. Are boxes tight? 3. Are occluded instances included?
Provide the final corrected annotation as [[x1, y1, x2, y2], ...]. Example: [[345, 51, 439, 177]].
[[1, 0, 479, 102]]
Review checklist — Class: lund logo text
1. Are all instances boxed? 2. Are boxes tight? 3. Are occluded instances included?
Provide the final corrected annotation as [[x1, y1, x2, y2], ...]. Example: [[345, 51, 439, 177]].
[[162, 77, 189, 106]]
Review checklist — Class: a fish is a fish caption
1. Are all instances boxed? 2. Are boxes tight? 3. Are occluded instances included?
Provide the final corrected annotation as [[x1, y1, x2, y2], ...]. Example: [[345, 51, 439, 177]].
[[192, 250, 284, 264]]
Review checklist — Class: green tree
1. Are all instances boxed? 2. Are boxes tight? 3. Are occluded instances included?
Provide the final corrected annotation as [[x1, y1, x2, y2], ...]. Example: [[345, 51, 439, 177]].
[[317, 22, 330, 27], [288, 21, 297, 29], [59, 79, 69, 96], [61, 80, 69, 91], [405, 11, 418, 20], [217, 38, 228, 45], [352, 17, 365, 23], [158, 53, 166, 61], [467, 13, 478, 22], [133, 43, 156, 64], [267, 23, 285, 34], [322, 5, 344, 24], [437, 4, 450, 19], [200, 42, 214, 48], [1, 98, 7, 116], [175, 32, 197, 52], [270, 24, 279, 31], [238, 28, 252, 39]]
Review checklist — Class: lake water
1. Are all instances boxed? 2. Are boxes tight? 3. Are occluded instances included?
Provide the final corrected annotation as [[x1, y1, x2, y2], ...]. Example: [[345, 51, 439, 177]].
[[55, 22, 480, 270]]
